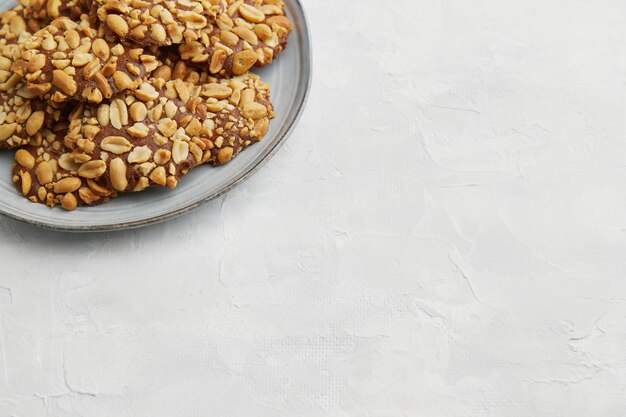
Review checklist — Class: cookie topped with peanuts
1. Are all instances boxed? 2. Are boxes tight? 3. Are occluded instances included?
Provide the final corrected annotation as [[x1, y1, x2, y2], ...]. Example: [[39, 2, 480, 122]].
[[12, 15, 160, 103], [179, 0, 292, 76], [94, 0, 226, 46], [94, 0, 293, 76], [12, 64, 273, 210]]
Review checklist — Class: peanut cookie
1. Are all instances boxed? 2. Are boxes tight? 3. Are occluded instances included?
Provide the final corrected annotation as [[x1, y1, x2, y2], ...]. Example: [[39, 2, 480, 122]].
[[94, 0, 225, 46], [12, 123, 118, 210], [12, 16, 160, 104], [13, 69, 272, 210], [179, 0, 292, 76]]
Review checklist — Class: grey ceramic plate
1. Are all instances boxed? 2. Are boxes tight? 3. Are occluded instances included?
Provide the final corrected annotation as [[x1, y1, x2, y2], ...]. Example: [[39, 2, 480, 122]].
[[0, 0, 311, 232]]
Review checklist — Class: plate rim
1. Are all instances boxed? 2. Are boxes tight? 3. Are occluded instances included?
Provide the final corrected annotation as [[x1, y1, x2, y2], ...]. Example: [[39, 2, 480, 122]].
[[0, 0, 312, 233]]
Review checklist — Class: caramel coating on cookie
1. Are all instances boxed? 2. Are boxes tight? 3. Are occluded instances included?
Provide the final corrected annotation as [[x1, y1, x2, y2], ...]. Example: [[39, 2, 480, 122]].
[[12, 16, 159, 104]]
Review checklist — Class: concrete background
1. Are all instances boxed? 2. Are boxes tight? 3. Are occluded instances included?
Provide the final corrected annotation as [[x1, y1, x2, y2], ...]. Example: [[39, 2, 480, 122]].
[[2, 0, 626, 415]]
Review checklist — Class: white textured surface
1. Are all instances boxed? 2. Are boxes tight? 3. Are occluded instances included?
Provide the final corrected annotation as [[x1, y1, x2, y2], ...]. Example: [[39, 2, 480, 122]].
[[1, 0, 626, 415]]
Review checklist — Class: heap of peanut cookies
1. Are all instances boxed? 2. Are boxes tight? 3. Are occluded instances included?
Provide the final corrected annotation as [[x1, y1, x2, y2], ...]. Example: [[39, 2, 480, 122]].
[[0, 0, 292, 210]]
